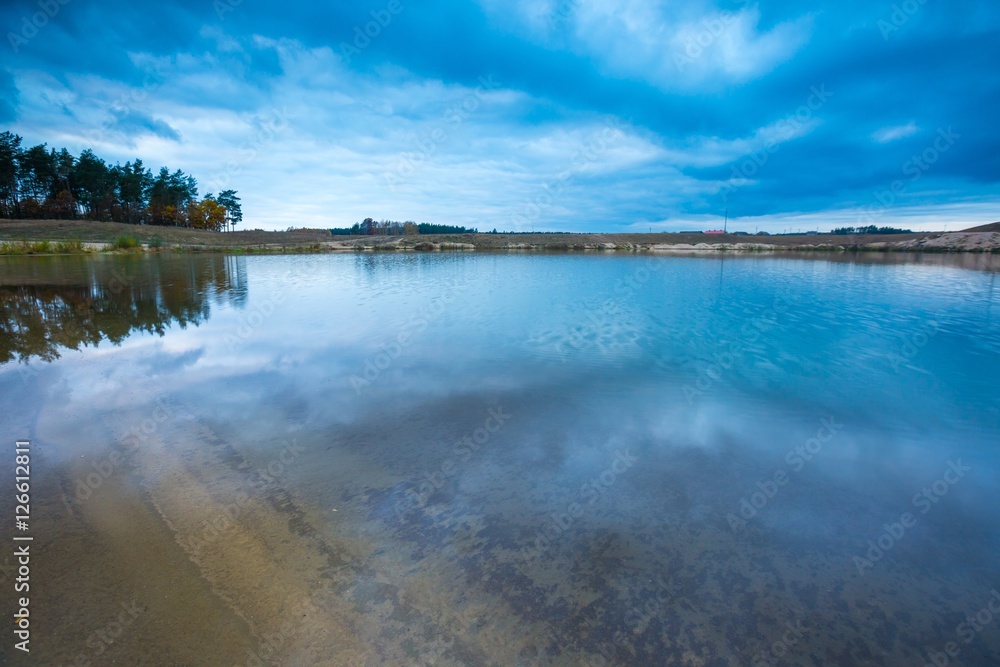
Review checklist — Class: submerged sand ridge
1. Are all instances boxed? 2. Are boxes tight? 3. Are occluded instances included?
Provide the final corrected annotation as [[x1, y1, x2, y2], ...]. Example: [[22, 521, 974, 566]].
[[25, 391, 367, 664], [93, 397, 376, 665], [115, 404, 368, 666], [8, 400, 254, 664], [33, 392, 598, 665]]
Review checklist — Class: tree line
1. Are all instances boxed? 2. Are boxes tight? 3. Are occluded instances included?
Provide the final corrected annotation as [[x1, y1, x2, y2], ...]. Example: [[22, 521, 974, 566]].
[[0, 131, 242, 231], [330, 218, 479, 236]]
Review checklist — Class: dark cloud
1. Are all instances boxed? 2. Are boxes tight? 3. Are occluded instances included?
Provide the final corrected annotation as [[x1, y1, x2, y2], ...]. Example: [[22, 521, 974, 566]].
[[112, 109, 181, 143], [2, 0, 997, 230]]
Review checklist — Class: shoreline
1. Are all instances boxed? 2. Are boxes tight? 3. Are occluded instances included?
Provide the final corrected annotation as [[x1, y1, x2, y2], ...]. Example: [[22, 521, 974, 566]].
[[4, 237, 1000, 256], [2, 219, 999, 255]]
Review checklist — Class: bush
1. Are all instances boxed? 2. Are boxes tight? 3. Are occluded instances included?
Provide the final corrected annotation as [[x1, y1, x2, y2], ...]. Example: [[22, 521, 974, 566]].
[[112, 234, 139, 250], [147, 235, 163, 248]]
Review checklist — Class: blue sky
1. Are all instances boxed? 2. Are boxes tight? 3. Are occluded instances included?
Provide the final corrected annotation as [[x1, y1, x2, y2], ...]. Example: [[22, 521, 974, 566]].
[[2, 0, 998, 232]]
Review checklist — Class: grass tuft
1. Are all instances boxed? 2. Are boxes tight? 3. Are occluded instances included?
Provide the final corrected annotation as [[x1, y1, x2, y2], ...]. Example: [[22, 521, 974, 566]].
[[54, 238, 84, 253]]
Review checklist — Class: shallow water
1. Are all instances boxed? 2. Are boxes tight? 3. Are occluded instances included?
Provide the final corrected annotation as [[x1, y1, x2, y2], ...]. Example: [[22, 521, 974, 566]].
[[2, 252, 999, 666]]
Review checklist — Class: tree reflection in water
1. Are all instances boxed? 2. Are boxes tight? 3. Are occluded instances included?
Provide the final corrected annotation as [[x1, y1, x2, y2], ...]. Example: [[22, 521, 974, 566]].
[[0, 254, 247, 363]]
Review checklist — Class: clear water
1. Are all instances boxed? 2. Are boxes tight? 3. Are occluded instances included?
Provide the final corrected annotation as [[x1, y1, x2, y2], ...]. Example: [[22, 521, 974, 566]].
[[2, 252, 999, 665]]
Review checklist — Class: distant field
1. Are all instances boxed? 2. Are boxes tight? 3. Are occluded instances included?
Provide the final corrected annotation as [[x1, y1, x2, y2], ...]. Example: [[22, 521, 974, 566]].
[[2, 219, 997, 253], [964, 221, 1000, 233]]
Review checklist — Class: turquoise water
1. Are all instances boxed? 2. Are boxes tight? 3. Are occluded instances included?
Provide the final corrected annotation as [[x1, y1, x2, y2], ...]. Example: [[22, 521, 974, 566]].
[[3, 252, 999, 665]]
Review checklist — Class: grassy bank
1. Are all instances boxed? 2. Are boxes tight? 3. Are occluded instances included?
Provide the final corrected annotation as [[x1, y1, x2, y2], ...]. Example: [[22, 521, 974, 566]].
[[2, 219, 998, 255]]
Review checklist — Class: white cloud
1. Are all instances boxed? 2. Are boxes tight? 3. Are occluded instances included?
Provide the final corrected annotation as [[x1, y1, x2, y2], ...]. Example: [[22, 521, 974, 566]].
[[660, 6, 814, 85], [479, 0, 814, 89], [872, 122, 919, 143], [658, 115, 819, 168]]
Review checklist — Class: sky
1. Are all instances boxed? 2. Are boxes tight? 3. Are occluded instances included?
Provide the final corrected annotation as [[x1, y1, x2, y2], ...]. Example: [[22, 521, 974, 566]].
[[1, 0, 998, 233]]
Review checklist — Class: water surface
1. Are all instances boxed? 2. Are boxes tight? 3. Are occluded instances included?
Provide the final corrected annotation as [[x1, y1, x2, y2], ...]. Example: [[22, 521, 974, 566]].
[[2, 252, 999, 666]]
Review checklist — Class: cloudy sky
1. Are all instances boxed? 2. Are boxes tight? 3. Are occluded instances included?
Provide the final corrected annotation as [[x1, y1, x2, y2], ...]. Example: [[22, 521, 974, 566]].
[[2, 0, 998, 232]]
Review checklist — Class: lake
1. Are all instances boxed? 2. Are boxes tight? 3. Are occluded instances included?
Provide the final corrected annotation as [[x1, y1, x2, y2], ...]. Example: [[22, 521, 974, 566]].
[[2, 251, 999, 666]]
